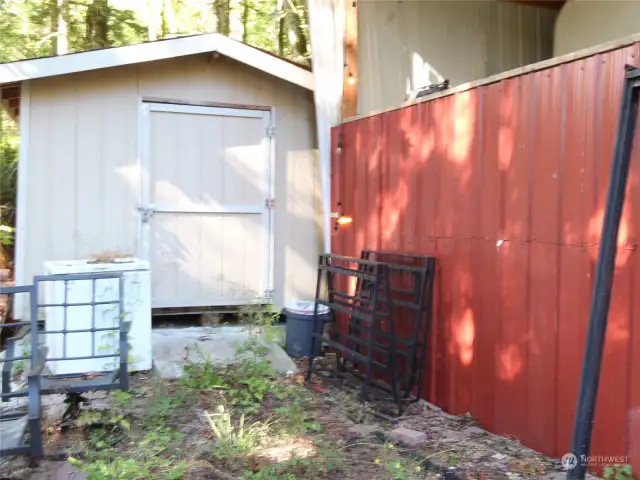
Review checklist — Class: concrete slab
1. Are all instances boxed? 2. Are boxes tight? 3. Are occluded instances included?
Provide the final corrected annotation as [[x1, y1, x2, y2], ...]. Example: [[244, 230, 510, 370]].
[[152, 326, 297, 380]]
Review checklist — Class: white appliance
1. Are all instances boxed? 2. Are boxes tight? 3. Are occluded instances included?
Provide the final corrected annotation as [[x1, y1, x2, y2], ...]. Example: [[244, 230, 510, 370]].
[[43, 258, 152, 375]]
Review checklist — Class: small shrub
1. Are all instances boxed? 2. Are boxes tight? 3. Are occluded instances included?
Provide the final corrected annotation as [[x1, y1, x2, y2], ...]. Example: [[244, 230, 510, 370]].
[[275, 400, 322, 436], [205, 405, 271, 459], [181, 360, 225, 390], [225, 359, 281, 413], [604, 464, 633, 480]]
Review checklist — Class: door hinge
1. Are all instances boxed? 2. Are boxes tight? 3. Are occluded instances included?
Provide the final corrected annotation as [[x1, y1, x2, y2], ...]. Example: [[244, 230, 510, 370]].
[[265, 198, 275, 209], [266, 125, 276, 138]]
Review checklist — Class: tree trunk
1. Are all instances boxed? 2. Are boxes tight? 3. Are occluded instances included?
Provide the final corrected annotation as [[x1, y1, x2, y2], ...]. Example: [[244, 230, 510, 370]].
[[85, 0, 110, 49], [161, 0, 176, 37], [214, 0, 231, 36], [285, 10, 296, 57], [146, 0, 158, 41], [50, 0, 68, 55], [241, 0, 249, 43], [276, 0, 285, 56], [293, 0, 308, 59]]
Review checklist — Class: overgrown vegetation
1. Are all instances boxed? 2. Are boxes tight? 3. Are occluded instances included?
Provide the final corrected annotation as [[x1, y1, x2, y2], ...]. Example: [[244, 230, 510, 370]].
[[0, 300, 553, 480], [604, 464, 633, 480], [58, 302, 348, 479]]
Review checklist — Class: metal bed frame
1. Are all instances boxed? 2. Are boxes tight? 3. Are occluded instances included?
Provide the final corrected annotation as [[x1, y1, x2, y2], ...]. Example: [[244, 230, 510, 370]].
[[0, 272, 131, 458]]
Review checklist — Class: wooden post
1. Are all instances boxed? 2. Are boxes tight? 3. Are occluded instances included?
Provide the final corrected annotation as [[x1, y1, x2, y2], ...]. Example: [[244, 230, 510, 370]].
[[342, 0, 358, 119], [307, 0, 344, 253]]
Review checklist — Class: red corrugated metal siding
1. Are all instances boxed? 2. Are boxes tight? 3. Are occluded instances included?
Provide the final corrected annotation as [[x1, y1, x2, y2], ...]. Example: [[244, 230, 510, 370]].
[[331, 43, 640, 467]]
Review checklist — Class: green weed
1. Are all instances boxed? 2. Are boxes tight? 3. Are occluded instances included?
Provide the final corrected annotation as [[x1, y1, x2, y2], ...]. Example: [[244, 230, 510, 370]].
[[604, 464, 633, 480], [205, 405, 272, 459], [275, 400, 322, 436]]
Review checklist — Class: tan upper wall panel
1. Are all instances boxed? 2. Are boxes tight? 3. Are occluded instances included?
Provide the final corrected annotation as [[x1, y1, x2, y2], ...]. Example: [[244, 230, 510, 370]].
[[357, 0, 558, 114], [554, 0, 640, 56]]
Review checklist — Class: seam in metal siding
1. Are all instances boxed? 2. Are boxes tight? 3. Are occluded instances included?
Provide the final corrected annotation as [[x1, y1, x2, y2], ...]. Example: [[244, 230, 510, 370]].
[[332, 42, 640, 470]]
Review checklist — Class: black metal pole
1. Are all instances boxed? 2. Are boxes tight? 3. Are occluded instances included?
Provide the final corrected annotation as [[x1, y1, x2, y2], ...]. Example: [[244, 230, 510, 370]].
[[567, 67, 640, 480]]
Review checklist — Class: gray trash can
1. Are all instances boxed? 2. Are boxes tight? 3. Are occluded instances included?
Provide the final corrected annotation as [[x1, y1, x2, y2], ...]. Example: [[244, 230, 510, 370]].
[[284, 301, 330, 357]]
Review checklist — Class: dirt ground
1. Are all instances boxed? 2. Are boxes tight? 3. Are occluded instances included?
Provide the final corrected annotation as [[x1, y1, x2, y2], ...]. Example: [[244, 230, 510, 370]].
[[0, 363, 582, 480]]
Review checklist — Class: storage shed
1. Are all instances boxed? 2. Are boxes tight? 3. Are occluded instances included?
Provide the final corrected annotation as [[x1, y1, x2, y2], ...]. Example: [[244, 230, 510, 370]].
[[0, 33, 319, 316]]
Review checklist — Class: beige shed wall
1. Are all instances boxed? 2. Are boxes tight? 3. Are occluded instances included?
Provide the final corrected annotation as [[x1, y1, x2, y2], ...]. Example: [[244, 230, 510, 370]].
[[357, 0, 557, 114], [554, 0, 640, 56], [20, 54, 318, 315]]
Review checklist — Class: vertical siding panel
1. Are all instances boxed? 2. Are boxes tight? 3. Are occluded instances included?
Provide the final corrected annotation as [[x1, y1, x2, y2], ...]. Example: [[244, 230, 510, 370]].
[[274, 80, 320, 306], [497, 240, 530, 438], [26, 84, 53, 288], [341, 120, 359, 257], [556, 59, 590, 454], [352, 118, 366, 257], [469, 89, 493, 428], [436, 96, 454, 239], [527, 65, 563, 455], [628, 45, 640, 470], [527, 242, 559, 456], [479, 84, 502, 241], [365, 116, 382, 252], [100, 67, 138, 254], [502, 77, 531, 242], [399, 105, 418, 253], [449, 238, 473, 415], [435, 237, 454, 413], [416, 101, 441, 403], [48, 76, 77, 261], [451, 90, 479, 239], [389, 109, 404, 252], [405, 105, 420, 253], [631, 247, 640, 473], [496, 73, 532, 438], [75, 73, 104, 258], [591, 46, 635, 461], [418, 101, 439, 239]]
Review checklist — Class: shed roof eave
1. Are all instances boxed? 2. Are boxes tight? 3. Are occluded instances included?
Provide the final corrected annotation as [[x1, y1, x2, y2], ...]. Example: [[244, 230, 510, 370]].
[[0, 33, 314, 91]]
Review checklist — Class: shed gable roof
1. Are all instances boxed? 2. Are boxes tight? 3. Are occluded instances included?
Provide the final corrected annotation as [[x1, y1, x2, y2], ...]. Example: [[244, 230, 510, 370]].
[[0, 33, 314, 91]]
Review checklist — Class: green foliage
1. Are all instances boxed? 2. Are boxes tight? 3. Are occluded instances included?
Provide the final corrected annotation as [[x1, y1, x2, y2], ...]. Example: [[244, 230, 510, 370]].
[[76, 410, 131, 432], [241, 445, 343, 479], [0, 225, 14, 247], [372, 443, 425, 480], [180, 359, 225, 390], [71, 419, 184, 480], [275, 399, 322, 435], [145, 393, 184, 423], [604, 464, 633, 480], [226, 358, 280, 413], [205, 405, 271, 459]]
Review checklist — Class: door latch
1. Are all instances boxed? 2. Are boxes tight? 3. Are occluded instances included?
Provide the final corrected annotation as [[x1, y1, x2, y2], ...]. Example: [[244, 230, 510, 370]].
[[137, 205, 155, 223]]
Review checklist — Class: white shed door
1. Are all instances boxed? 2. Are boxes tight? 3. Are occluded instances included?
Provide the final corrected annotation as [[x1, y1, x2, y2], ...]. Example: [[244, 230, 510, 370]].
[[141, 103, 273, 308]]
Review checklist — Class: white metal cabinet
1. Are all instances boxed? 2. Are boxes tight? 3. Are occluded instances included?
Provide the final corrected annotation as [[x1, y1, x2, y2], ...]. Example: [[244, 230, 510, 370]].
[[43, 259, 152, 375]]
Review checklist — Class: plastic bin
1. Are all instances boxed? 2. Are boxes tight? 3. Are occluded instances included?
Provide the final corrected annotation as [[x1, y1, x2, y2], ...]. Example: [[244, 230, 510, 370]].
[[284, 301, 330, 357]]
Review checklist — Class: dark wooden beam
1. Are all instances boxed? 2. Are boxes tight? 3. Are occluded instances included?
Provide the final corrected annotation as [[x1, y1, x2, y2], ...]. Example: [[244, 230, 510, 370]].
[[502, 0, 565, 10], [8, 98, 19, 109], [342, 0, 358, 119], [1, 86, 20, 100]]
